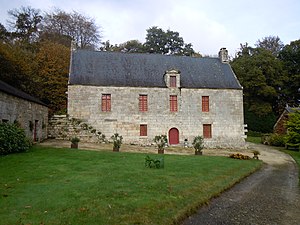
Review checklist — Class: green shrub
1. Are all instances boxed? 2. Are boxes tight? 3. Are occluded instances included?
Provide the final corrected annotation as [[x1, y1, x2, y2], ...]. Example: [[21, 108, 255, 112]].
[[154, 135, 167, 151], [247, 130, 263, 137], [70, 136, 80, 144], [245, 110, 276, 133], [0, 123, 31, 155], [285, 111, 300, 148], [111, 133, 123, 151], [269, 133, 286, 147], [145, 155, 164, 169], [192, 135, 204, 153]]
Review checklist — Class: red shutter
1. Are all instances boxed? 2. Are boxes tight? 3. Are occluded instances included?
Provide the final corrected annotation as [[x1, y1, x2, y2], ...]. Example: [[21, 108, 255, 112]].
[[139, 95, 148, 112], [170, 76, 176, 87], [170, 95, 178, 112], [203, 124, 212, 138], [102, 94, 111, 112], [140, 124, 147, 136], [202, 96, 209, 112]]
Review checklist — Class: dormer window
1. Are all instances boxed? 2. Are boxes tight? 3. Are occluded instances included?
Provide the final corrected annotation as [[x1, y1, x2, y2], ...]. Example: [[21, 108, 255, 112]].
[[165, 69, 180, 88], [170, 76, 176, 87]]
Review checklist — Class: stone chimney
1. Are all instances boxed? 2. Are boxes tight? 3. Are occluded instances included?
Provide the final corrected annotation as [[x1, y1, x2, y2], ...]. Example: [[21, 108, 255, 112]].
[[219, 47, 229, 63]]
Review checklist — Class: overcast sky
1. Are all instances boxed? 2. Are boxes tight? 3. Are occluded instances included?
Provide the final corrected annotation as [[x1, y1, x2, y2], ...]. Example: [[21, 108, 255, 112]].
[[0, 0, 299, 56]]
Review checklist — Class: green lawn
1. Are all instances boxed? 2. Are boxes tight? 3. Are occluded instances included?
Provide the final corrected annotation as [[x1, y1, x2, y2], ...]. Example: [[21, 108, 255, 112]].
[[282, 149, 300, 179], [246, 136, 262, 144], [0, 146, 262, 225]]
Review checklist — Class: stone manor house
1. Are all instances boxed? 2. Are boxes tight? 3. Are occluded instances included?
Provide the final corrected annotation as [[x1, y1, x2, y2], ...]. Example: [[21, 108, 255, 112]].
[[68, 48, 246, 148]]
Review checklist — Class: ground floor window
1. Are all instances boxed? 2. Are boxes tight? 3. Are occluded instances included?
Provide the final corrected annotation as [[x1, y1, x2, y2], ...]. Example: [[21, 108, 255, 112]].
[[140, 124, 147, 136], [203, 124, 212, 138]]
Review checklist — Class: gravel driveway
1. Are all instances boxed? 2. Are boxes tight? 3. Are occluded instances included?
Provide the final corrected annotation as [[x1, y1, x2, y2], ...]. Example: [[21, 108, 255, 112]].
[[182, 143, 300, 225]]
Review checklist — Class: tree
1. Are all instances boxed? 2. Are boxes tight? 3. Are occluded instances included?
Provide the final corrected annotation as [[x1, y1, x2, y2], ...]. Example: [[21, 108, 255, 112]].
[[7, 6, 42, 43], [0, 23, 8, 41], [144, 26, 194, 56], [255, 36, 284, 56], [144, 26, 168, 54], [279, 39, 300, 106], [42, 9, 101, 49], [100, 40, 119, 52], [232, 48, 286, 114], [285, 111, 300, 149], [0, 42, 37, 94], [117, 40, 144, 53], [34, 40, 70, 113], [165, 29, 184, 55], [231, 47, 287, 132]]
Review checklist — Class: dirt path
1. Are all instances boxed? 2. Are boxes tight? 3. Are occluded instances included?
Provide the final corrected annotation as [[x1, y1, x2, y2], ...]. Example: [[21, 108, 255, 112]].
[[182, 143, 300, 225]]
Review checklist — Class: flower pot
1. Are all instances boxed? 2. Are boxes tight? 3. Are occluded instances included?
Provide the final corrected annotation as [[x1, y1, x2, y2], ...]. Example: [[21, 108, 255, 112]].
[[71, 142, 78, 149], [113, 147, 120, 152], [195, 151, 202, 155], [158, 149, 164, 154]]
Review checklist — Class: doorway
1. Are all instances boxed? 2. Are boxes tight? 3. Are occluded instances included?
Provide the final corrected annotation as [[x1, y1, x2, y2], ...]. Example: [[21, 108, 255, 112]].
[[169, 128, 179, 145]]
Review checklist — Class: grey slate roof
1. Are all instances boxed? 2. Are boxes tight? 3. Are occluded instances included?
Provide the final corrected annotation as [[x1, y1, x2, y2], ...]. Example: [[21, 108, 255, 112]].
[[286, 106, 300, 113], [69, 50, 242, 89], [0, 80, 47, 106]]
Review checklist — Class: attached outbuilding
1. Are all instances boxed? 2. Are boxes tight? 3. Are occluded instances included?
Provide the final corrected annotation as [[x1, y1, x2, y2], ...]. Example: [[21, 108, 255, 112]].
[[68, 48, 246, 148], [274, 105, 300, 135], [0, 80, 48, 141]]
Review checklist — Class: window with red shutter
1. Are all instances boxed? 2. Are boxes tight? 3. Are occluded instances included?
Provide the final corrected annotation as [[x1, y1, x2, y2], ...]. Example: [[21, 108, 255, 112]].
[[101, 94, 111, 112], [170, 76, 176, 87], [202, 96, 209, 112], [203, 124, 212, 138], [139, 95, 148, 112], [140, 124, 147, 136], [170, 95, 178, 112]]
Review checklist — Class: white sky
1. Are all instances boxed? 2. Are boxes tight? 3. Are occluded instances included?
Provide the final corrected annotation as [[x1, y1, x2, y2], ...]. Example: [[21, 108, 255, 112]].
[[0, 0, 299, 56]]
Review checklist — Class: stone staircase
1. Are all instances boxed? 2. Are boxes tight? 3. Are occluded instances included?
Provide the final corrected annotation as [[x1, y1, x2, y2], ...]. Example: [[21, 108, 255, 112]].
[[48, 115, 107, 143]]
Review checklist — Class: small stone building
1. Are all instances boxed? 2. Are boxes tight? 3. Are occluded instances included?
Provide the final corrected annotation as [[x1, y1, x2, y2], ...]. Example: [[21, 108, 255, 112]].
[[68, 48, 246, 148], [0, 80, 48, 141], [274, 106, 300, 135]]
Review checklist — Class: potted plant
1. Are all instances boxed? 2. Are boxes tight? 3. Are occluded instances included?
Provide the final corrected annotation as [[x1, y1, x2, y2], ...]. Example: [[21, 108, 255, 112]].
[[111, 133, 123, 152], [192, 135, 204, 155], [154, 135, 167, 154], [252, 150, 260, 159], [70, 136, 80, 149]]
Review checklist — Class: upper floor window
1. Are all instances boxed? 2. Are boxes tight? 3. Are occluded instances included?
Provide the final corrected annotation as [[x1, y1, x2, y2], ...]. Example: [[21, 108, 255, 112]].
[[139, 95, 148, 112], [170, 76, 176, 87], [101, 94, 111, 112], [202, 96, 209, 112], [170, 95, 178, 112]]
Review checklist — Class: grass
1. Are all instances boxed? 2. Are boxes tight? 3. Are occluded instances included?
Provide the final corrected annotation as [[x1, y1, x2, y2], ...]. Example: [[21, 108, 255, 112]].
[[246, 136, 262, 144], [0, 146, 262, 225], [282, 148, 300, 180]]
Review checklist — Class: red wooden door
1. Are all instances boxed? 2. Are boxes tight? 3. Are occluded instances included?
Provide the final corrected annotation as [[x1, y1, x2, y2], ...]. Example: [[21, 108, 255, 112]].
[[169, 128, 179, 145]]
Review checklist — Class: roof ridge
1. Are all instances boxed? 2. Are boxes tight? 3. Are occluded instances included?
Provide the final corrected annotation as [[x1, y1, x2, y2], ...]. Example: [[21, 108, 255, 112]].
[[0, 80, 47, 106]]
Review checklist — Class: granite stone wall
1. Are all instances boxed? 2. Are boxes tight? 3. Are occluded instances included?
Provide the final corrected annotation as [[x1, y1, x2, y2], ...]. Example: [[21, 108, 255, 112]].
[[68, 85, 246, 148], [48, 115, 105, 143], [0, 91, 48, 141]]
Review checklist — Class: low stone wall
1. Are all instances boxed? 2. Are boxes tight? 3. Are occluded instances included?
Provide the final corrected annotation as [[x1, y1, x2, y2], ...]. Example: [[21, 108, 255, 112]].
[[48, 115, 107, 143]]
